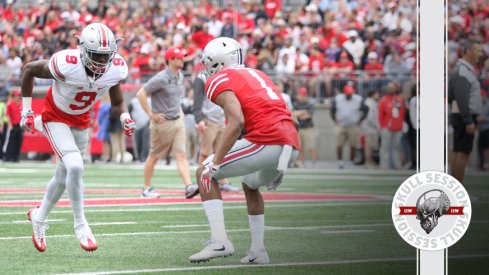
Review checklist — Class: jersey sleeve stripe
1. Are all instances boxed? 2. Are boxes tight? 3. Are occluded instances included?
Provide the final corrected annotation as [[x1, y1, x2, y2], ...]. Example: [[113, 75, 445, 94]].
[[51, 55, 65, 82], [206, 73, 228, 100], [207, 77, 229, 100]]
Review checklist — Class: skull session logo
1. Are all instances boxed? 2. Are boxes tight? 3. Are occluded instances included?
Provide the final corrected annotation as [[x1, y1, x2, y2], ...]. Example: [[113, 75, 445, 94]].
[[416, 190, 451, 234], [392, 171, 471, 251]]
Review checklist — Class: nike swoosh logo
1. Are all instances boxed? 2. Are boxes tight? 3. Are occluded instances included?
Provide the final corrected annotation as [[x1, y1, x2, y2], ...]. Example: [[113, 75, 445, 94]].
[[213, 246, 226, 251], [249, 257, 258, 263]]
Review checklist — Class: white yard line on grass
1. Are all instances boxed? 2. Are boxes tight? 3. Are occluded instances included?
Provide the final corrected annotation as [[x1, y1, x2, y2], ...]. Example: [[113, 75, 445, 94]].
[[160, 224, 208, 228], [0, 226, 376, 241], [6, 219, 65, 224], [90, 222, 139, 226], [285, 175, 405, 182], [50, 254, 489, 275], [0, 201, 392, 216], [320, 230, 375, 234]]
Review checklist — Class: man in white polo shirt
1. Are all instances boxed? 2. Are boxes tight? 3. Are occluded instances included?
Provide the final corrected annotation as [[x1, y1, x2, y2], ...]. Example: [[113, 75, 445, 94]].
[[331, 84, 369, 169]]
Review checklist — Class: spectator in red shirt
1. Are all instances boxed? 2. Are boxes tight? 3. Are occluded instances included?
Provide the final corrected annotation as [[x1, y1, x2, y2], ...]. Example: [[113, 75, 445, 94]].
[[308, 46, 328, 97], [378, 82, 406, 169], [4, 89, 23, 162], [364, 51, 386, 91], [191, 23, 214, 50], [330, 51, 355, 94], [244, 48, 259, 69], [264, 0, 282, 19], [131, 46, 152, 83]]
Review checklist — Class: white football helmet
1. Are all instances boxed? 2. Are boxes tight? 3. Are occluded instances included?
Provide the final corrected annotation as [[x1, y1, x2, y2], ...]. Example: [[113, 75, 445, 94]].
[[201, 37, 244, 76], [77, 23, 118, 76]]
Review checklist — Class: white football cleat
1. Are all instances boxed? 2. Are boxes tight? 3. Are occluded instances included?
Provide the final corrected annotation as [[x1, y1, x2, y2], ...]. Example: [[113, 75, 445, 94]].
[[27, 207, 48, 252], [189, 239, 234, 263], [185, 183, 199, 199], [219, 182, 239, 192], [75, 223, 98, 252], [141, 187, 160, 198], [240, 248, 270, 264]]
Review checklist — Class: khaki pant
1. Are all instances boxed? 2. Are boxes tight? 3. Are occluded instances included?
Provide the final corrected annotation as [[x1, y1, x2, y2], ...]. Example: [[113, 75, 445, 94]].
[[336, 125, 361, 148], [199, 120, 225, 156], [149, 116, 186, 159], [364, 132, 379, 150], [299, 127, 316, 152]]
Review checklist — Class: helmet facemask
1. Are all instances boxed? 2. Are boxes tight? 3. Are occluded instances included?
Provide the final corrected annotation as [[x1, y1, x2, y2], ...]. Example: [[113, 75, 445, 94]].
[[81, 47, 115, 77]]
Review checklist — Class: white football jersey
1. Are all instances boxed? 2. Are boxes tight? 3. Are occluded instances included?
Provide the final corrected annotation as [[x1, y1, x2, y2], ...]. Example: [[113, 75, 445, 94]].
[[44, 49, 128, 128]]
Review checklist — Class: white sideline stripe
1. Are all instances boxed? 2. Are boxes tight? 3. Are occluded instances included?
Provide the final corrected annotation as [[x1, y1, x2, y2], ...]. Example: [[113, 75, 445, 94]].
[[3, 220, 132, 226], [266, 224, 392, 230], [50, 254, 489, 275], [285, 175, 405, 182], [0, 226, 377, 241], [161, 224, 208, 228], [91, 222, 138, 226], [7, 219, 65, 224], [0, 201, 391, 216], [320, 230, 375, 234]]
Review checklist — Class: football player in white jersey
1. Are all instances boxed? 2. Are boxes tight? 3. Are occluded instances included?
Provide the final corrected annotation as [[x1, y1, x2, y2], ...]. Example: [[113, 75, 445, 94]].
[[19, 23, 135, 252]]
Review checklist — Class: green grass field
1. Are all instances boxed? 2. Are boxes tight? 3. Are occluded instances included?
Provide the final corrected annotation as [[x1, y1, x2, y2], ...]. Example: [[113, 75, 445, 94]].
[[0, 163, 488, 275]]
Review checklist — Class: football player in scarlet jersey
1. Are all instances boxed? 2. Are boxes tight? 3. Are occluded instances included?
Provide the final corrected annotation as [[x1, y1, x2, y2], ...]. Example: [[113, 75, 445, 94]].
[[189, 37, 300, 264], [20, 23, 135, 252]]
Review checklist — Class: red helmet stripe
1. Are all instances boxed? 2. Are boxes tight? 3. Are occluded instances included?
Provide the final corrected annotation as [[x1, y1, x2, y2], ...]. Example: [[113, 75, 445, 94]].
[[98, 24, 108, 48]]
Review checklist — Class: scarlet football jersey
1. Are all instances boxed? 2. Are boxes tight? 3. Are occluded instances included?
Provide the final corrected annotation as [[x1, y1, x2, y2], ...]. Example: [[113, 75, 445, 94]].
[[44, 49, 128, 129], [205, 66, 299, 149]]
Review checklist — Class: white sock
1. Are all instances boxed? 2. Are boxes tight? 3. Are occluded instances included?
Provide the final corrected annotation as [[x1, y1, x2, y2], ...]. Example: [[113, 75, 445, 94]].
[[203, 199, 227, 242], [249, 214, 265, 252], [36, 163, 67, 222]]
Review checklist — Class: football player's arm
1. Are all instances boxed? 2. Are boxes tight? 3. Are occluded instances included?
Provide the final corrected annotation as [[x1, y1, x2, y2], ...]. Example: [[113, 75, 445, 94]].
[[20, 60, 53, 131], [21, 60, 53, 97], [108, 84, 127, 116], [109, 84, 135, 136], [212, 91, 244, 165]]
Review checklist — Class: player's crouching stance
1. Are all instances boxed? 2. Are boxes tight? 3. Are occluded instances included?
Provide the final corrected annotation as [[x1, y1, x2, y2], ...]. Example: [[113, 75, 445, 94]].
[[189, 37, 300, 264], [21, 23, 135, 252]]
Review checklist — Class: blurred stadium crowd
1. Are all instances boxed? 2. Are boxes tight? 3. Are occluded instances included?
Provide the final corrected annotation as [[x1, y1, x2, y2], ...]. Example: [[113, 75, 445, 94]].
[[448, 0, 489, 171], [0, 0, 418, 99], [2, 0, 486, 170]]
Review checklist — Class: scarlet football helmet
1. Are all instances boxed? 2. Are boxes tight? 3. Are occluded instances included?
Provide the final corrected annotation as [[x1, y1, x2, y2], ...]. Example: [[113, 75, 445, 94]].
[[201, 37, 244, 76], [77, 23, 118, 76]]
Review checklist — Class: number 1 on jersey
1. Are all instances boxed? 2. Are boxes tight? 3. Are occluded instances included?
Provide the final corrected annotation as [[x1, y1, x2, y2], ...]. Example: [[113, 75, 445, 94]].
[[247, 69, 280, 100]]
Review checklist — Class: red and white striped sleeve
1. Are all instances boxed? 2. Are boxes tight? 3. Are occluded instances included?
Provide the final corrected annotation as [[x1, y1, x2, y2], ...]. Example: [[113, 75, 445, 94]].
[[48, 53, 66, 83], [205, 72, 231, 103]]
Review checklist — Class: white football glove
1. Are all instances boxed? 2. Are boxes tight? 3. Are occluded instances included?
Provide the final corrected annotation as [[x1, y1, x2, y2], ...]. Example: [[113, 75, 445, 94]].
[[120, 113, 135, 136], [20, 110, 35, 133], [200, 161, 219, 192]]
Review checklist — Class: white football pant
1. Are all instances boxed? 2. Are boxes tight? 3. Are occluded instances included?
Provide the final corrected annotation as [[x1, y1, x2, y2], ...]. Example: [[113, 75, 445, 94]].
[[35, 120, 89, 226]]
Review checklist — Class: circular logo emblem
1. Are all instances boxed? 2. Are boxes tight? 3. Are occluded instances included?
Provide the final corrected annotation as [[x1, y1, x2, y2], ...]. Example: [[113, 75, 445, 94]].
[[391, 171, 471, 251]]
